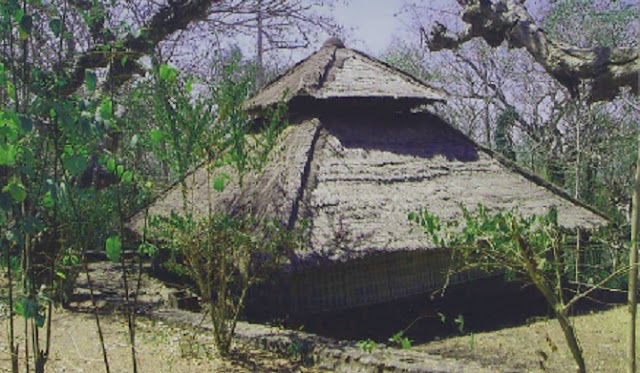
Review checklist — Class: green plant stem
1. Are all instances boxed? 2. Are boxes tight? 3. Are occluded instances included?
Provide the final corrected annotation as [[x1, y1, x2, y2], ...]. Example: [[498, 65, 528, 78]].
[[131, 210, 149, 355], [116, 157, 138, 373], [627, 131, 640, 373], [109, 36, 138, 371], [6, 237, 18, 373], [83, 260, 111, 373], [45, 114, 60, 363], [24, 314, 29, 373], [518, 237, 586, 373], [8, 13, 18, 112]]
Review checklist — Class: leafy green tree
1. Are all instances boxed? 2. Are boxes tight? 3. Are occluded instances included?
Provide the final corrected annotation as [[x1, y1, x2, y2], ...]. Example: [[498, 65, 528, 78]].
[[410, 206, 627, 373], [420, 1, 639, 368], [143, 51, 290, 357]]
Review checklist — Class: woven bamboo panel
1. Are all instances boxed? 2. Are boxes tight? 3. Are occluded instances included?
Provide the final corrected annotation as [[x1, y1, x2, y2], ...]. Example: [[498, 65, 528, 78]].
[[286, 250, 490, 313]]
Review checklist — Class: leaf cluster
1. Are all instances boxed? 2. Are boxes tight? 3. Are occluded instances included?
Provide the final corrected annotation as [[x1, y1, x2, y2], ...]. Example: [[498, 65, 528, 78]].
[[149, 212, 299, 355], [410, 204, 564, 280]]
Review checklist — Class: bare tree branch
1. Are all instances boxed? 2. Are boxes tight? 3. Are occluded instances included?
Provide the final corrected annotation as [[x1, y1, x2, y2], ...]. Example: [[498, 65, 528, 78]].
[[425, 0, 638, 102], [56, 0, 220, 96]]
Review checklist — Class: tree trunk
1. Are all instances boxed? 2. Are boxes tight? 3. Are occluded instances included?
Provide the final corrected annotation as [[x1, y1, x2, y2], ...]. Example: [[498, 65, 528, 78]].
[[255, 0, 265, 88], [483, 67, 491, 147], [556, 310, 587, 373], [520, 244, 586, 373], [628, 132, 640, 373]]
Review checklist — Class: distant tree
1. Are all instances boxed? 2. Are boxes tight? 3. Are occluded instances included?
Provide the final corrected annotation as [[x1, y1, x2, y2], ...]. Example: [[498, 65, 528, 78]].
[[494, 108, 516, 161]]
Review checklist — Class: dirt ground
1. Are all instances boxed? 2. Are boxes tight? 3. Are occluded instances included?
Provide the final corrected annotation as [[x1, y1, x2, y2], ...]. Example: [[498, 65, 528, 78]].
[[1, 261, 637, 373], [0, 262, 318, 373], [0, 310, 312, 373], [416, 305, 636, 373]]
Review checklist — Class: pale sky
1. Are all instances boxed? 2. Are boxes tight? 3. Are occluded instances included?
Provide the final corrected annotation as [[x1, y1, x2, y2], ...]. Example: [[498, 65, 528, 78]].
[[260, 1, 467, 67], [331, 0, 406, 55]]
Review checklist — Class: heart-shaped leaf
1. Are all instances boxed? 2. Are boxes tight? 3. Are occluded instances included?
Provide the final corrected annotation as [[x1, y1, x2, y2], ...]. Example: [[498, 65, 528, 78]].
[[105, 235, 122, 263]]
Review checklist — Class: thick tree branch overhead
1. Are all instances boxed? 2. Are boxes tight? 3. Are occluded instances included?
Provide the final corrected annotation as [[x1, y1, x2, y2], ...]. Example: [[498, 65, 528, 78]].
[[57, 0, 220, 96], [426, 0, 639, 102]]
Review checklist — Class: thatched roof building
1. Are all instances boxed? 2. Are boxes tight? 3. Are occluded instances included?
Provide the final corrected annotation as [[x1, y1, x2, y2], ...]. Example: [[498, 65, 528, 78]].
[[131, 39, 606, 314]]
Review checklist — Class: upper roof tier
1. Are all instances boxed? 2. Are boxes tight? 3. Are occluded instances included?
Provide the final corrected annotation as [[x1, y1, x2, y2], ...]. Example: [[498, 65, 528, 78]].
[[244, 38, 446, 113]]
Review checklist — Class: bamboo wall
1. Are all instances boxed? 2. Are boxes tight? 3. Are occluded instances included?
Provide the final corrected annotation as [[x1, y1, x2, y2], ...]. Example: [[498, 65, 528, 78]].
[[250, 250, 490, 315]]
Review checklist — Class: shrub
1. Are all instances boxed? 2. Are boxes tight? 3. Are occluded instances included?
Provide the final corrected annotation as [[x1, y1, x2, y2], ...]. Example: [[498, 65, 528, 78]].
[[150, 212, 297, 356]]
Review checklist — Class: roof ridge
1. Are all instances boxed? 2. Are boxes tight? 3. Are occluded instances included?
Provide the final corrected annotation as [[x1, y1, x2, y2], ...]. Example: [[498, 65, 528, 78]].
[[244, 40, 446, 113], [347, 48, 446, 99], [246, 43, 340, 106], [425, 111, 609, 223]]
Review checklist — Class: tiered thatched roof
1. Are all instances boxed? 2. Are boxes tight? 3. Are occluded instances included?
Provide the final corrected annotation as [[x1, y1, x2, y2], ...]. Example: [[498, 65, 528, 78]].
[[244, 37, 446, 114], [131, 40, 606, 272]]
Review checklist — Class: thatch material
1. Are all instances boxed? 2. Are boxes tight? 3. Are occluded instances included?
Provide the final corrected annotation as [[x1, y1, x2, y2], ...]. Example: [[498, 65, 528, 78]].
[[130, 40, 607, 312], [131, 110, 606, 271], [244, 38, 446, 114]]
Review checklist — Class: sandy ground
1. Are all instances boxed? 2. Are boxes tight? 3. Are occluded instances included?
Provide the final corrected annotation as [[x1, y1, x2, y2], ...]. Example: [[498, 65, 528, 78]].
[[0, 263, 319, 373], [1, 310, 256, 372], [1, 261, 637, 373], [416, 305, 636, 373]]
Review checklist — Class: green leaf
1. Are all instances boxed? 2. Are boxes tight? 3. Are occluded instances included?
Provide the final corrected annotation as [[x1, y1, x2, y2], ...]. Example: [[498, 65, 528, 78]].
[[11, 7, 23, 23], [213, 172, 230, 192], [116, 164, 124, 177], [13, 300, 23, 317], [121, 170, 133, 184], [149, 129, 164, 145], [159, 64, 177, 82], [99, 98, 113, 120], [454, 314, 465, 333], [4, 181, 26, 203], [105, 235, 121, 263], [6, 81, 15, 98], [15, 297, 38, 319], [49, 17, 62, 36], [62, 154, 88, 176], [19, 14, 32, 37], [0, 143, 17, 166], [130, 134, 139, 148], [41, 191, 54, 208], [85, 71, 97, 92], [35, 314, 46, 328], [106, 158, 116, 172], [18, 114, 32, 133], [138, 243, 158, 257]]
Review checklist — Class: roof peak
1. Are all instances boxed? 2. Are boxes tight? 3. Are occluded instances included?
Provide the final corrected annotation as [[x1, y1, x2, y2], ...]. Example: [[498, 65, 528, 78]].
[[322, 37, 345, 49], [245, 39, 446, 114]]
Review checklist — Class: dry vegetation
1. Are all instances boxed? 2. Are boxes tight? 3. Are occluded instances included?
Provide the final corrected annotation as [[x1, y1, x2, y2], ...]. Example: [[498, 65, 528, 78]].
[[418, 305, 635, 372], [0, 309, 325, 373], [0, 261, 635, 372], [0, 262, 319, 373]]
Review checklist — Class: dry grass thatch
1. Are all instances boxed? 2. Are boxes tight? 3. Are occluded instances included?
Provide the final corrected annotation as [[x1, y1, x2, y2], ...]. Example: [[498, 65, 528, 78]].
[[129, 40, 607, 311], [244, 38, 446, 114], [130, 110, 606, 271]]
